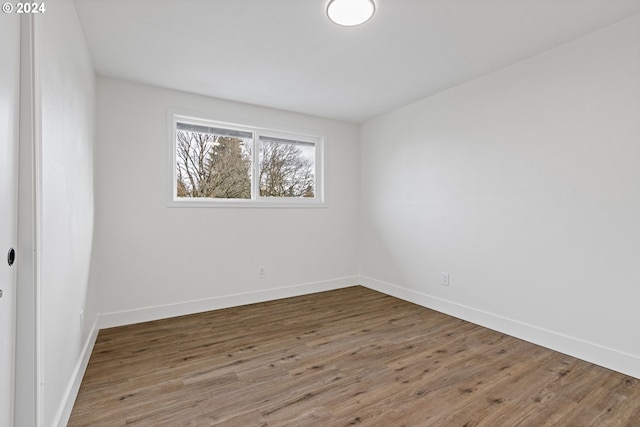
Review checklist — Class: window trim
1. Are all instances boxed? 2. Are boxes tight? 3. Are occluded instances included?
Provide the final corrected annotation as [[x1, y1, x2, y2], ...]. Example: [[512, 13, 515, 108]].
[[168, 110, 326, 208]]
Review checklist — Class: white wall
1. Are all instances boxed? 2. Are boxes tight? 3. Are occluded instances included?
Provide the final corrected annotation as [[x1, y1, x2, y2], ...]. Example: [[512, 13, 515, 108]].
[[16, 15, 36, 427], [36, 0, 97, 424], [93, 78, 359, 325], [360, 15, 640, 378]]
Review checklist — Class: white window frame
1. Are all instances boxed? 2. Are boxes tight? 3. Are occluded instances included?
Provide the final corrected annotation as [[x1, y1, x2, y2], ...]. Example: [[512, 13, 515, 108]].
[[168, 110, 326, 208]]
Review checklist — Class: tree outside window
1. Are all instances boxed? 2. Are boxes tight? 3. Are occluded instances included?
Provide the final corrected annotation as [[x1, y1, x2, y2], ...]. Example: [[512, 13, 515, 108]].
[[173, 118, 322, 204]]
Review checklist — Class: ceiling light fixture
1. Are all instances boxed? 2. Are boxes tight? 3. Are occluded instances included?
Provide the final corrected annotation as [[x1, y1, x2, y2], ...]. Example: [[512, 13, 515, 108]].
[[327, 0, 376, 27]]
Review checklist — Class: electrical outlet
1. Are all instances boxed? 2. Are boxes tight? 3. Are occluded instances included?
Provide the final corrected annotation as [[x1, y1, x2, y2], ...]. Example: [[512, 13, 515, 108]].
[[441, 272, 450, 286], [258, 266, 266, 278]]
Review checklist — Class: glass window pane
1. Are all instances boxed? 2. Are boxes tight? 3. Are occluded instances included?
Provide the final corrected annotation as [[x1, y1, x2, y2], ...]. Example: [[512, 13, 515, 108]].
[[176, 124, 252, 199], [259, 136, 315, 198]]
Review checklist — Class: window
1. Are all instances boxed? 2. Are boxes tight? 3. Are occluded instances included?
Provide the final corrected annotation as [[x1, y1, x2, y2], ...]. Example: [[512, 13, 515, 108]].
[[170, 112, 324, 206]]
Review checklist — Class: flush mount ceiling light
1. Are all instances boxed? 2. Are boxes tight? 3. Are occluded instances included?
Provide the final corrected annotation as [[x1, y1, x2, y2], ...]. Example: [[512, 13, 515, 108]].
[[327, 0, 376, 26]]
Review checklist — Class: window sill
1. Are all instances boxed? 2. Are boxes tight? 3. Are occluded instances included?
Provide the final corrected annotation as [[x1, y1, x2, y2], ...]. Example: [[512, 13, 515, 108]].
[[168, 198, 327, 209]]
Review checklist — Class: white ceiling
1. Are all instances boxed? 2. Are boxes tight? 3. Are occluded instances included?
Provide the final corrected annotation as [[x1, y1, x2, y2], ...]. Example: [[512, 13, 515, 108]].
[[73, 0, 640, 123]]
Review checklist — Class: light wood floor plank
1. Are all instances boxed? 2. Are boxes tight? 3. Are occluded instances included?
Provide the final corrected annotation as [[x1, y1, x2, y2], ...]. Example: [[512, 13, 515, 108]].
[[69, 286, 640, 426]]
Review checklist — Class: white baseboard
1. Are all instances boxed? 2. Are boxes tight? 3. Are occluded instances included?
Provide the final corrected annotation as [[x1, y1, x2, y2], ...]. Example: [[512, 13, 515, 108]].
[[359, 275, 640, 380], [54, 318, 99, 427], [98, 276, 359, 329]]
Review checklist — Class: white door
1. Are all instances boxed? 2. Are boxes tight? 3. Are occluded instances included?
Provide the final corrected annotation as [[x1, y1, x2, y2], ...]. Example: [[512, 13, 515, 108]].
[[0, 12, 21, 427]]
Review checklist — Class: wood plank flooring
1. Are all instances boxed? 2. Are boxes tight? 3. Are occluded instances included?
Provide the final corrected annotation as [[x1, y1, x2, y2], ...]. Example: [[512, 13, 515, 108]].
[[68, 286, 640, 426]]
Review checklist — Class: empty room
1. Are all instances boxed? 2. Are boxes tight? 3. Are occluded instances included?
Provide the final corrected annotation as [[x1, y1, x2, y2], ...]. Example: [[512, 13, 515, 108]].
[[2, 0, 640, 426]]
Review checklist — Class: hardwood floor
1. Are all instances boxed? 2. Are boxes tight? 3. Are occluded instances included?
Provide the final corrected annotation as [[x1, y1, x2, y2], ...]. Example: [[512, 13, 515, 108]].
[[69, 286, 640, 426]]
